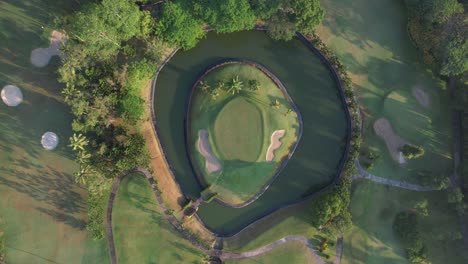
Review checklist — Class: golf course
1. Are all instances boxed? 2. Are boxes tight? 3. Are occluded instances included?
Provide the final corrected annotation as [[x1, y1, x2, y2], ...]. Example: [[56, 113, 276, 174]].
[[1, 0, 467, 263], [187, 61, 302, 206]]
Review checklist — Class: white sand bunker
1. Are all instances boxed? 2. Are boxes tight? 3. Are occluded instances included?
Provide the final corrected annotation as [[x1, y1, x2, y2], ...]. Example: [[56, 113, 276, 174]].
[[41, 132, 59, 150], [374, 118, 407, 164], [1, 85, 23, 106], [266, 130, 286, 162], [197, 130, 222, 173], [412, 87, 430, 108], [30, 31, 66, 67]]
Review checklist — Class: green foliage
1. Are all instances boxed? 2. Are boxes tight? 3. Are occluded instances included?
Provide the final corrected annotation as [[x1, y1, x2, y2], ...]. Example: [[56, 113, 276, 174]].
[[448, 188, 464, 204], [250, 0, 284, 19], [309, 182, 350, 228], [64, 0, 153, 59], [87, 190, 109, 240], [267, 11, 296, 41], [393, 211, 429, 264], [417, 171, 449, 190], [404, 0, 467, 76], [120, 94, 145, 121], [290, 0, 325, 35], [248, 79, 260, 91], [156, 1, 206, 50], [192, 0, 255, 33], [402, 144, 425, 159], [228, 76, 243, 94], [441, 36, 468, 76], [423, 0, 464, 23]]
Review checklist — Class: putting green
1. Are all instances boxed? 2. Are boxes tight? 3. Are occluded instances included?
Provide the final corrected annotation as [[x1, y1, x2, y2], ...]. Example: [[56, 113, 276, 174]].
[[214, 97, 263, 162], [187, 62, 301, 206]]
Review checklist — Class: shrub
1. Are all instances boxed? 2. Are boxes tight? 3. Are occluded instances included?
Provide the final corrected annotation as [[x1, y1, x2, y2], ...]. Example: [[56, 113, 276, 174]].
[[402, 144, 425, 159], [393, 211, 429, 264]]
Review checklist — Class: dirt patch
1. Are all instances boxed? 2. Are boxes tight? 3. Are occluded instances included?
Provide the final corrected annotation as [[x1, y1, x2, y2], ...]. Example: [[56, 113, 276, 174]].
[[197, 130, 222, 173], [140, 79, 215, 242], [30, 30, 66, 67], [412, 87, 430, 108], [266, 130, 286, 162], [373, 118, 408, 164]]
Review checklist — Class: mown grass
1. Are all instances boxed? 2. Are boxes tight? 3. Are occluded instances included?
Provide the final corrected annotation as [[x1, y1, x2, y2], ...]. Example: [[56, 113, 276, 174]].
[[0, 0, 110, 263], [225, 241, 316, 264], [344, 181, 465, 264], [112, 173, 204, 264], [317, 0, 452, 184], [315, 0, 463, 263], [188, 63, 300, 205]]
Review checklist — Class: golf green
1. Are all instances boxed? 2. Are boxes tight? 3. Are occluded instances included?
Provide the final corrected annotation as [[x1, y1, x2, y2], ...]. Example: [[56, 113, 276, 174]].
[[214, 97, 263, 162], [187, 62, 301, 206]]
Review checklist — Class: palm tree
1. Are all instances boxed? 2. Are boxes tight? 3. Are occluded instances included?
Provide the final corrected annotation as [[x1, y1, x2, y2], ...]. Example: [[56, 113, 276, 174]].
[[210, 87, 220, 100], [228, 76, 243, 95], [199, 81, 211, 93], [216, 80, 225, 90], [69, 133, 89, 151], [270, 99, 281, 109]]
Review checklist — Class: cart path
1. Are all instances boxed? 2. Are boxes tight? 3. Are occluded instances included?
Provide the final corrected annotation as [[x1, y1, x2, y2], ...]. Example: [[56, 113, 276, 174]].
[[220, 235, 326, 263], [106, 167, 341, 263], [353, 160, 434, 191]]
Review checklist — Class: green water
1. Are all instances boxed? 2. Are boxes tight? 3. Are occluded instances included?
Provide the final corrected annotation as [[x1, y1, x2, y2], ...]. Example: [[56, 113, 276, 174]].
[[153, 31, 347, 234]]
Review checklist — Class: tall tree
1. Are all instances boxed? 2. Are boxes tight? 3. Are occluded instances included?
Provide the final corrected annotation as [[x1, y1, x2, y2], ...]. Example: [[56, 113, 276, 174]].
[[156, 1, 206, 50]]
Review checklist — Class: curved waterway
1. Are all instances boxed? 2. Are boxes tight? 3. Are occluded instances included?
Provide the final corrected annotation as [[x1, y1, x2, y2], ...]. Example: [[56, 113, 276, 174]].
[[153, 31, 347, 235]]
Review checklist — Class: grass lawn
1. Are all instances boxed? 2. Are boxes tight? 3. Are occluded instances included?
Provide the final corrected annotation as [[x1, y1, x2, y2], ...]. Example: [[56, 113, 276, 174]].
[[317, 0, 452, 184], [224, 241, 317, 264], [223, 200, 336, 262], [0, 0, 109, 263], [188, 62, 300, 205], [112, 172, 204, 264], [344, 181, 465, 264]]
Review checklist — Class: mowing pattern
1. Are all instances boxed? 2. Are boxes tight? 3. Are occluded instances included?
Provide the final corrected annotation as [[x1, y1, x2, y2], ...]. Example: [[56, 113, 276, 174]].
[[214, 97, 263, 162]]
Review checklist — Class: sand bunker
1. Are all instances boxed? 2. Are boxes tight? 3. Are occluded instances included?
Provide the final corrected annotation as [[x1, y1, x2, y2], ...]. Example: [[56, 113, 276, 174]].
[[266, 130, 286, 162], [1, 85, 23, 106], [374, 118, 407, 164], [41, 132, 59, 150], [197, 130, 222, 173], [412, 87, 430, 108], [30, 31, 66, 67]]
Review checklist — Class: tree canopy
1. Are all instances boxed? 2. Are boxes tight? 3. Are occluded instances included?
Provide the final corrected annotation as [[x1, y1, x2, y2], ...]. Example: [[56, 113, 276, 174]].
[[192, 0, 256, 33], [156, 1, 206, 50]]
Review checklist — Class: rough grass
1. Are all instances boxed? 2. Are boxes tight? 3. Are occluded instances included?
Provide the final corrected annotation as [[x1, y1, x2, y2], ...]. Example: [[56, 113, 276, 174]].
[[188, 63, 300, 205], [214, 97, 263, 162], [317, 0, 452, 184], [0, 0, 110, 263], [112, 173, 204, 264], [343, 181, 466, 264]]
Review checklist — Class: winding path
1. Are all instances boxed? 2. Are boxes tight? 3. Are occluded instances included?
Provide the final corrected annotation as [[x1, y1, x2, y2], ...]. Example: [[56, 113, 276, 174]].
[[353, 160, 434, 191], [220, 235, 326, 264], [106, 167, 344, 264]]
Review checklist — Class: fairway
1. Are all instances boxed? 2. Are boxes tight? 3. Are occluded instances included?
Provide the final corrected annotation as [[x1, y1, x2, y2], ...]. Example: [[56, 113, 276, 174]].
[[187, 62, 301, 206], [214, 97, 263, 162], [112, 173, 203, 263]]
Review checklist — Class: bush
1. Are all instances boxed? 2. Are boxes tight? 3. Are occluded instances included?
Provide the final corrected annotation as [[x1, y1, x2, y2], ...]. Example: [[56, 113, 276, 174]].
[[393, 211, 429, 263], [402, 144, 425, 159]]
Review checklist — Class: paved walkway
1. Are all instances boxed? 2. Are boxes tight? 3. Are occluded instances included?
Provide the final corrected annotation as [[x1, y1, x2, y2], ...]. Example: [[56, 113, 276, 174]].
[[107, 167, 344, 263], [353, 160, 434, 191], [221, 235, 326, 264]]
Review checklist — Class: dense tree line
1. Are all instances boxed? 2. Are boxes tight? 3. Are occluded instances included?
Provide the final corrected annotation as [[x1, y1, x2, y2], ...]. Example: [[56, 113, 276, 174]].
[[404, 0, 467, 76], [58, 0, 164, 238], [156, 0, 325, 49]]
